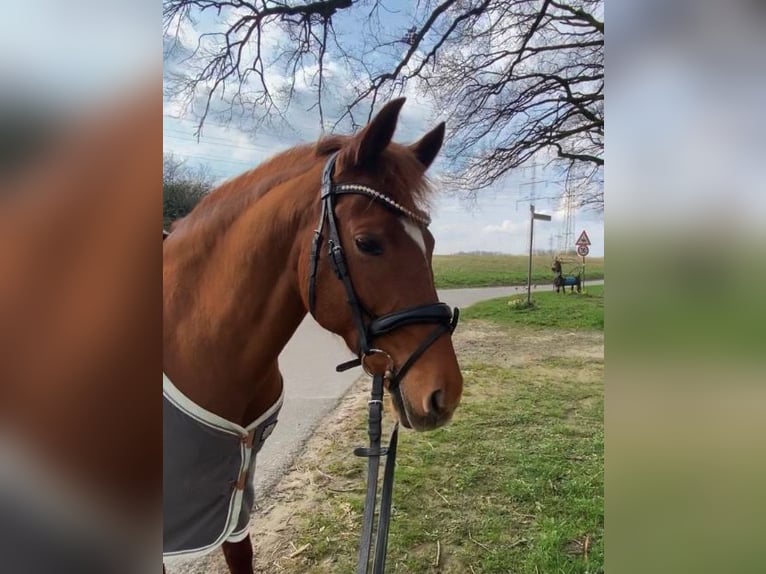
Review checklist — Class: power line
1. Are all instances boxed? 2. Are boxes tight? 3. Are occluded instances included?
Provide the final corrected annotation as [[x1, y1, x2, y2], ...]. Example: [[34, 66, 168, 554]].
[[163, 113, 320, 143], [164, 124, 285, 145], [166, 150, 255, 167], [164, 130, 293, 151], [164, 132, 278, 154]]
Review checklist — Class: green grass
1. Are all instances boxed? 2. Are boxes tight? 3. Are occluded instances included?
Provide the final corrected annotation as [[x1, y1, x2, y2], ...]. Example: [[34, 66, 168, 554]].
[[433, 254, 604, 289], [462, 285, 604, 330], [294, 357, 604, 574], [278, 284, 604, 573]]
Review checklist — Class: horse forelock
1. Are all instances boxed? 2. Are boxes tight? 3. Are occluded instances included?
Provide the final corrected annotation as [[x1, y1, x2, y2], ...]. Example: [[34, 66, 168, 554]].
[[317, 135, 433, 220]]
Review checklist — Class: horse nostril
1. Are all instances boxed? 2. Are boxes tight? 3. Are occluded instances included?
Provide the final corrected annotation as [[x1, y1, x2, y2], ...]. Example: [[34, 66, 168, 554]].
[[428, 389, 445, 417]]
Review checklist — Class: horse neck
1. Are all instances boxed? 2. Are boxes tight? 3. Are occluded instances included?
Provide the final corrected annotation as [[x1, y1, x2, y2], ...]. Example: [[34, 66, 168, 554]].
[[164, 174, 316, 424]]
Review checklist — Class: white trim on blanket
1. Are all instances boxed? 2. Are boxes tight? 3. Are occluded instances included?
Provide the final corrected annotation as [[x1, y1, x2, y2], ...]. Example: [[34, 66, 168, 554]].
[[163, 373, 284, 436], [162, 373, 283, 562], [225, 524, 252, 543]]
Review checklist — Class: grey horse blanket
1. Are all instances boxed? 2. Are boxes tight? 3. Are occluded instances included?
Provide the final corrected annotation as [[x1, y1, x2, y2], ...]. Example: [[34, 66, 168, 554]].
[[163, 374, 283, 560]]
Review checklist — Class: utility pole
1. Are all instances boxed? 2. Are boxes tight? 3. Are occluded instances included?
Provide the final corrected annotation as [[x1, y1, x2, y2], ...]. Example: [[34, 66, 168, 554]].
[[527, 204, 551, 305]]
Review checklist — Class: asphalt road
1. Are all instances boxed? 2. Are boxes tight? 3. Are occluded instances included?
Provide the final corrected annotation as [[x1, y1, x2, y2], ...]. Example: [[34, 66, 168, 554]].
[[255, 280, 604, 496]]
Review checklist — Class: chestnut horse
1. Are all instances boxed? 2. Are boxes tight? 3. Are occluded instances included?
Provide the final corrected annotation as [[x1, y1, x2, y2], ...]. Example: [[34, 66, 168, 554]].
[[163, 98, 463, 573]]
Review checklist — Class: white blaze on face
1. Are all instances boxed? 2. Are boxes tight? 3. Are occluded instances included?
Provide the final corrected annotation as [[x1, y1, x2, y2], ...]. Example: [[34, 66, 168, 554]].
[[400, 218, 427, 258]]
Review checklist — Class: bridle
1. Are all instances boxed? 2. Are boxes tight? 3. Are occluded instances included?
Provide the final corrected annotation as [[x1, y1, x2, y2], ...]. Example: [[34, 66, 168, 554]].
[[308, 151, 459, 390], [307, 152, 459, 573]]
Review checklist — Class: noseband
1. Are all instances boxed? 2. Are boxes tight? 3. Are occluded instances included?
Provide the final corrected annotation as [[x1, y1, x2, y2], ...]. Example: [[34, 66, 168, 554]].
[[307, 151, 459, 390]]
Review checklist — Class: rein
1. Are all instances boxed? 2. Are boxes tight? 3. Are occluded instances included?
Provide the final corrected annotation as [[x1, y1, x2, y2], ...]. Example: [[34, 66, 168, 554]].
[[308, 152, 459, 573]]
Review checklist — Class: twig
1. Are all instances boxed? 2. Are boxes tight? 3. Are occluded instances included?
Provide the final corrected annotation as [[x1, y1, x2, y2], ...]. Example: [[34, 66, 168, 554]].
[[327, 485, 357, 493], [584, 535, 590, 559], [469, 566, 477, 574], [288, 543, 311, 558], [508, 538, 528, 548], [434, 488, 449, 505], [433, 540, 441, 567], [468, 530, 490, 551], [315, 468, 334, 481], [268, 543, 282, 561]]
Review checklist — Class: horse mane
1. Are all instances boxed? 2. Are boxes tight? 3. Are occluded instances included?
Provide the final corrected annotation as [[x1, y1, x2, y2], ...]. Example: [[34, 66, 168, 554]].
[[172, 133, 433, 234]]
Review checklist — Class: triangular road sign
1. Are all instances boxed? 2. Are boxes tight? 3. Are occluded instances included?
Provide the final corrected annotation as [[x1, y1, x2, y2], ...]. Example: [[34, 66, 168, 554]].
[[575, 230, 591, 246]]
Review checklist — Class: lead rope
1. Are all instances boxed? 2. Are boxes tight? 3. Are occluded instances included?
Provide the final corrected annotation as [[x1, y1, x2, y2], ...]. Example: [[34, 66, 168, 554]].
[[355, 373, 399, 574], [373, 418, 398, 572]]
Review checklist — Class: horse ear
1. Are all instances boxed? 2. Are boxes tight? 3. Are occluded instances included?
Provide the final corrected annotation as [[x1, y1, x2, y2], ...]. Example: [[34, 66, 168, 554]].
[[409, 122, 445, 170], [351, 98, 406, 167]]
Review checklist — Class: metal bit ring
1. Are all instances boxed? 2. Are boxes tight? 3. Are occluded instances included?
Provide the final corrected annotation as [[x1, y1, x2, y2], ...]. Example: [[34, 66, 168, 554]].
[[361, 348, 395, 380]]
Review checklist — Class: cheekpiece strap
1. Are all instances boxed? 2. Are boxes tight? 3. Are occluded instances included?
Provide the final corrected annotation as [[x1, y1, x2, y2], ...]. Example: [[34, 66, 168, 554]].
[[321, 152, 339, 199]]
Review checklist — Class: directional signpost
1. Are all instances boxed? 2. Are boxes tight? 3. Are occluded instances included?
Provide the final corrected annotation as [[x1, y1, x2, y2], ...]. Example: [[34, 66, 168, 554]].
[[527, 205, 552, 305], [575, 230, 591, 290]]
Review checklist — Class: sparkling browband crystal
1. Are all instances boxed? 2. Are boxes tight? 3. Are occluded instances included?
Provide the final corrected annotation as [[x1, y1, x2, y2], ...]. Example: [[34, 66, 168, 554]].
[[335, 184, 431, 226]]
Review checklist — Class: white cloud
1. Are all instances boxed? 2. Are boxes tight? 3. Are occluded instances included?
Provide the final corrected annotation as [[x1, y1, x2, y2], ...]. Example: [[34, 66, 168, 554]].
[[163, 96, 186, 118], [173, 18, 199, 50], [482, 220, 525, 234]]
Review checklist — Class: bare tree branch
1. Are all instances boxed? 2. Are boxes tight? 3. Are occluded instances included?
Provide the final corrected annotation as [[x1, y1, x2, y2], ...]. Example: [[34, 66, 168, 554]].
[[163, 0, 604, 209]]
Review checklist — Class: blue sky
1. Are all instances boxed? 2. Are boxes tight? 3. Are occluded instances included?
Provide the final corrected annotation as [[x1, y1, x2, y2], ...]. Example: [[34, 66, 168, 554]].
[[163, 2, 604, 256]]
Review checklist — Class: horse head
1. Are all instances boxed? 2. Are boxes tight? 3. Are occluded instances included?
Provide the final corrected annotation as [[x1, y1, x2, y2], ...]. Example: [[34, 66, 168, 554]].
[[299, 99, 463, 431]]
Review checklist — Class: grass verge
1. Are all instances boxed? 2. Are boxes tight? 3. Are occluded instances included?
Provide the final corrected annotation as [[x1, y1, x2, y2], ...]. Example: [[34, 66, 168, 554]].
[[288, 356, 603, 574], [263, 303, 604, 573], [462, 285, 604, 331], [433, 254, 604, 289]]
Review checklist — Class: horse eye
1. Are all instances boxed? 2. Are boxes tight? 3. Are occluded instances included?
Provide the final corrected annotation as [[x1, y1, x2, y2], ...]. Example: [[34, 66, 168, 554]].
[[355, 236, 384, 256]]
